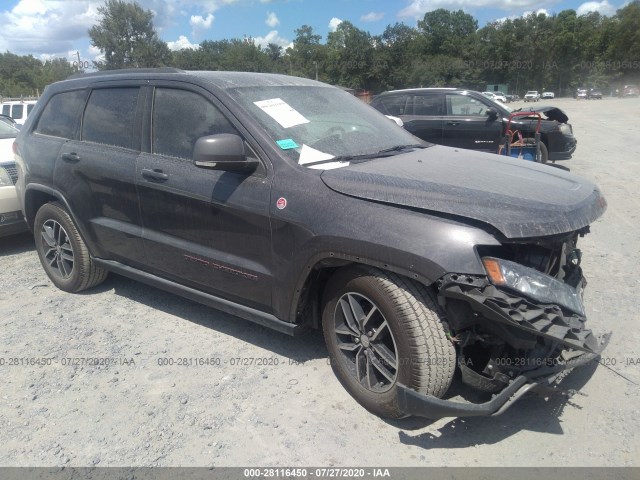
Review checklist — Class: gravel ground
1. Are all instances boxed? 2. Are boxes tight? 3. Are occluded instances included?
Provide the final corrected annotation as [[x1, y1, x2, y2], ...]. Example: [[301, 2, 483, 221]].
[[1, 97, 639, 467]]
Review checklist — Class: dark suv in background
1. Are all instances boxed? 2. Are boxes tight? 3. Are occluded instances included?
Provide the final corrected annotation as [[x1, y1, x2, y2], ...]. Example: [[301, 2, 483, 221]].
[[15, 69, 608, 419], [371, 88, 577, 162]]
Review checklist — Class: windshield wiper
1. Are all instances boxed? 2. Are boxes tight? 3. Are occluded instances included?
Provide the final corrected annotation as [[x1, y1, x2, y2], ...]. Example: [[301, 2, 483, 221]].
[[328, 144, 427, 163], [301, 144, 427, 168]]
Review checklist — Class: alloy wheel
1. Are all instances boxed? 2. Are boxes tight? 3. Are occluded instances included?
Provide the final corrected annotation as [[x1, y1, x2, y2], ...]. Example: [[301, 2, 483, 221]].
[[332, 292, 399, 393], [41, 219, 74, 279]]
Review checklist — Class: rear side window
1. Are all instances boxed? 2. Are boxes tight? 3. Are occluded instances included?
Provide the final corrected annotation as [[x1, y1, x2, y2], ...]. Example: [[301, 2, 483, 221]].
[[2, 105, 10, 116], [411, 94, 444, 115], [82, 88, 139, 149], [27, 104, 35, 114], [376, 95, 409, 116], [152, 88, 239, 159], [35, 90, 87, 139], [11, 104, 24, 119]]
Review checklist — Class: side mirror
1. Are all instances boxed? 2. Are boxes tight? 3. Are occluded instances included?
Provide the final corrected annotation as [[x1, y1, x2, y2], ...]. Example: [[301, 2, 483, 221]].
[[193, 134, 258, 172], [486, 107, 498, 119]]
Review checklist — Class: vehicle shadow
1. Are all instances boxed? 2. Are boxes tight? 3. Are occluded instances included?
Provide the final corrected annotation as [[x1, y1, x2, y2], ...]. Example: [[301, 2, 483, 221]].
[[89, 273, 328, 364], [0, 231, 34, 256], [388, 360, 600, 446]]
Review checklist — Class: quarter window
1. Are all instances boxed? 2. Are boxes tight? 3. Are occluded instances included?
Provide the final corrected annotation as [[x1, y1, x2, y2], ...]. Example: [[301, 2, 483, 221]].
[[82, 88, 139, 149], [35, 90, 87, 139], [152, 88, 239, 159]]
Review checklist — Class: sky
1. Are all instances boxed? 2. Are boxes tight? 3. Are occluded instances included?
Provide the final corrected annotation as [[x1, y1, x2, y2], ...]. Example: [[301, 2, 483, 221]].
[[0, 0, 629, 65]]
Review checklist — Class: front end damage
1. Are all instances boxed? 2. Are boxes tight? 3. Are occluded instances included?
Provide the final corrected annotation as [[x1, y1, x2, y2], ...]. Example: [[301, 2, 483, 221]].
[[397, 229, 611, 419]]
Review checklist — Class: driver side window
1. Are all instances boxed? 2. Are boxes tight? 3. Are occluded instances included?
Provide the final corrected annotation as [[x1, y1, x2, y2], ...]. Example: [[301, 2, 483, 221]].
[[153, 88, 239, 159], [446, 94, 488, 116]]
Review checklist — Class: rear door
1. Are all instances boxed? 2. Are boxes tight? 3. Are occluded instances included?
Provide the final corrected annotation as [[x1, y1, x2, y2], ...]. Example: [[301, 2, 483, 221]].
[[442, 93, 502, 152], [136, 83, 273, 311], [401, 93, 444, 144], [53, 82, 146, 265]]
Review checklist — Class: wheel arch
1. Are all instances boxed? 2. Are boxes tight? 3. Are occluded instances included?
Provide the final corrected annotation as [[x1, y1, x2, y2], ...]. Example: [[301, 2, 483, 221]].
[[288, 251, 443, 328], [24, 184, 98, 255]]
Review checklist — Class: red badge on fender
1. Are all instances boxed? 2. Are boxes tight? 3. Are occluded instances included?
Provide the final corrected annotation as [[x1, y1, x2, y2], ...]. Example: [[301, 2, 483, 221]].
[[276, 197, 287, 210]]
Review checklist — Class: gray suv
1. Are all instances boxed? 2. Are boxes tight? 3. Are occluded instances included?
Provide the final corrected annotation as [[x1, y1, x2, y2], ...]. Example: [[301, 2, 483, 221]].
[[14, 69, 609, 419]]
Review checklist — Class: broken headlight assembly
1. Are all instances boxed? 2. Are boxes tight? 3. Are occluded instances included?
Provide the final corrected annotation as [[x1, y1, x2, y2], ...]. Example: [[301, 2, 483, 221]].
[[482, 257, 585, 316]]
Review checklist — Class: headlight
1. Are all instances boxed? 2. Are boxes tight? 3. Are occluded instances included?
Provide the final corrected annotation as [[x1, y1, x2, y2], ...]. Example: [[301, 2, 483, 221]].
[[482, 257, 584, 315], [559, 123, 572, 135], [0, 167, 13, 187]]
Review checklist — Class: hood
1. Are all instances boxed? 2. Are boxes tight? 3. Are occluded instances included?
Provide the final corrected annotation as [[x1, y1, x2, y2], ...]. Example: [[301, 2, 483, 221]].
[[321, 146, 606, 239], [518, 105, 569, 123]]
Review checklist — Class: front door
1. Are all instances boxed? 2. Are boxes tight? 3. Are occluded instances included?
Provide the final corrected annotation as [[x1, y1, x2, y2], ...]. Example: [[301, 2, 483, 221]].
[[442, 93, 503, 152], [137, 85, 273, 311]]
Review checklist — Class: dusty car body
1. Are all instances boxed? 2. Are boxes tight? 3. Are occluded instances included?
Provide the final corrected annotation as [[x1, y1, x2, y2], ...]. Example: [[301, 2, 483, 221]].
[[15, 69, 608, 419]]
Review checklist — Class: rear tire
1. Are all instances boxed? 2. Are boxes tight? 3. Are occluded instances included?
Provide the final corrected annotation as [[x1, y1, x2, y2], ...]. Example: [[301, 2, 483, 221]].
[[321, 266, 456, 418], [34, 202, 108, 293]]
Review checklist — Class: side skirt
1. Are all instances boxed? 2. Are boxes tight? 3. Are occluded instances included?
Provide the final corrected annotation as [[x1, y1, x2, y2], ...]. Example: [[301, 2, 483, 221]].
[[93, 258, 304, 336]]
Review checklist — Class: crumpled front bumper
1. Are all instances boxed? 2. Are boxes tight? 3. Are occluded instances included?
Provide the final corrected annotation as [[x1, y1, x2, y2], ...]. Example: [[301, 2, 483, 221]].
[[397, 332, 611, 419]]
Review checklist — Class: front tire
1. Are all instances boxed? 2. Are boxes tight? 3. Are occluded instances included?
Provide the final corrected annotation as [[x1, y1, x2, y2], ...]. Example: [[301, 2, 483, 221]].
[[321, 267, 455, 418], [34, 202, 108, 293]]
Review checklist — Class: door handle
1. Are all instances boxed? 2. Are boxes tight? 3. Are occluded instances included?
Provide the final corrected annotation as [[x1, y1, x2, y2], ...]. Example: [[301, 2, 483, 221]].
[[61, 152, 80, 162], [142, 168, 169, 181], [446, 122, 460, 126]]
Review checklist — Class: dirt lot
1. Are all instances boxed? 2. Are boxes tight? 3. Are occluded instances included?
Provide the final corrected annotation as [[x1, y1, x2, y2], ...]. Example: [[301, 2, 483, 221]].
[[1, 97, 639, 468]]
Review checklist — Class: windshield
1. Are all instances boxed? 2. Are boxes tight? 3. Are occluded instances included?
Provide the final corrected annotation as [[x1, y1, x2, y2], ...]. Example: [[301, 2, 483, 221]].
[[226, 85, 425, 168]]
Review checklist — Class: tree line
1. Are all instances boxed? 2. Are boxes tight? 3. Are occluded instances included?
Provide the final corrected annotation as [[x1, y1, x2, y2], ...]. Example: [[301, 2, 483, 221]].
[[1, 0, 639, 99]]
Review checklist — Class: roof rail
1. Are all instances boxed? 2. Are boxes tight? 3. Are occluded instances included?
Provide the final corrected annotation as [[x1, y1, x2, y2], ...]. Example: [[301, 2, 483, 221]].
[[66, 67, 184, 80]]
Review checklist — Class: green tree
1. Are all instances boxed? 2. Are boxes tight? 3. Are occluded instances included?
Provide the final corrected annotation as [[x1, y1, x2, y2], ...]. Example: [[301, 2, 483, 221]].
[[418, 9, 478, 56], [89, 0, 171, 70], [326, 21, 375, 89], [287, 25, 326, 78]]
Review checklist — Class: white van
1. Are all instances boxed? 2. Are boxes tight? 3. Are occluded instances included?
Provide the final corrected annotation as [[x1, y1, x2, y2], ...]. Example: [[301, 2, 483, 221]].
[[1, 100, 37, 125]]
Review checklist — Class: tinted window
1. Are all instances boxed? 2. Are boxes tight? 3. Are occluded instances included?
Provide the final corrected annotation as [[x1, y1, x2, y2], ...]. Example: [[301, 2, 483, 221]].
[[412, 94, 443, 115], [35, 90, 87, 139], [27, 104, 35, 114], [447, 94, 489, 116], [376, 95, 409, 116], [82, 88, 139, 149], [152, 88, 238, 159], [11, 104, 24, 119], [2, 105, 9, 116]]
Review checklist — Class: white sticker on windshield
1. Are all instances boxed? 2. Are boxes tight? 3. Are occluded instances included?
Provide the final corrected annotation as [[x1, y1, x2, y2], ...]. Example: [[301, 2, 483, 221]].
[[298, 144, 335, 165], [254, 98, 310, 129]]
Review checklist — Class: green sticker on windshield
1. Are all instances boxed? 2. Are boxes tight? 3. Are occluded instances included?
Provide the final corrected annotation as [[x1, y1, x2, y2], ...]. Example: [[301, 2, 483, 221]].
[[276, 139, 299, 150]]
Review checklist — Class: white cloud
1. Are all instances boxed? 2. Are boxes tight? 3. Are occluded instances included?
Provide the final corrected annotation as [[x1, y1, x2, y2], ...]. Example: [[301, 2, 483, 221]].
[[361, 12, 384, 22], [522, 8, 549, 16], [190, 12, 214, 37], [266, 11, 279, 27], [253, 30, 293, 49], [0, 0, 100, 55], [398, 0, 549, 18], [168, 35, 200, 50], [328, 17, 343, 32], [577, 0, 616, 15]]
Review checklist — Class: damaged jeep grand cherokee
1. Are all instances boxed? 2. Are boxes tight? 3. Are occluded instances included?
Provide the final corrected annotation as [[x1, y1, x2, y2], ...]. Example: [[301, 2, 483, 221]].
[[14, 69, 609, 419]]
